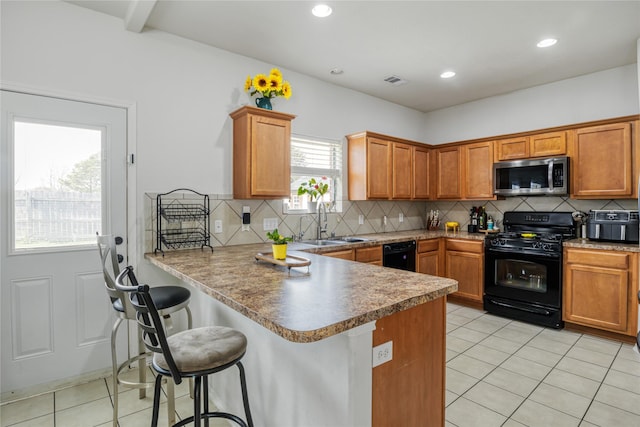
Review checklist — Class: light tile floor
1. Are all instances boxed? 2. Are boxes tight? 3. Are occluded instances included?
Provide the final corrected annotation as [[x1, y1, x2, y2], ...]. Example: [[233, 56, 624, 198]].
[[1, 303, 639, 426], [446, 303, 640, 427]]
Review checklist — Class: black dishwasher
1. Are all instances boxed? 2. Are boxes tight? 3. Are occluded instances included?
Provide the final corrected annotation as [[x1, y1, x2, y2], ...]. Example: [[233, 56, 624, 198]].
[[382, 240, 416, 271]]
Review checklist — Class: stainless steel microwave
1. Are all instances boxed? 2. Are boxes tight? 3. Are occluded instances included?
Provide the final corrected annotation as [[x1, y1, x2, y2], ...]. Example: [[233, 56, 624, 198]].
[[493, 156, 569, 196]]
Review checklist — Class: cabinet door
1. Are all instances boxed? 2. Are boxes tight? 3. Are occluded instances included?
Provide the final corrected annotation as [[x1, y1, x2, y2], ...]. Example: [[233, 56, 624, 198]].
[[530, 131, 566, 157], [563, 248, 637, 335], [356, 246, 382, 264], [413, 146, 431, 199], [445, 239, 484, 302], [464, 141, 494, 199], [496, 136, 529, 161], [250, 115, 291, 197], [564, 263, 629, 333], [435, 146, 462, 199], [367, 137, 391, 199], [571, 122, 632, 198], [391, 143, 412, 199], [417, 239, 441, 276]]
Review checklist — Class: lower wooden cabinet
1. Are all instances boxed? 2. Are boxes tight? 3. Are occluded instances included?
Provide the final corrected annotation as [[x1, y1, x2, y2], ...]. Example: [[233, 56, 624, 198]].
[[416, 239, 442, 276], [563, 248, 638, 336], [322, 249, 355, 261], [322, 245, 382, 265], [355, 245, 382, 265], [445, 239, 484, 303]]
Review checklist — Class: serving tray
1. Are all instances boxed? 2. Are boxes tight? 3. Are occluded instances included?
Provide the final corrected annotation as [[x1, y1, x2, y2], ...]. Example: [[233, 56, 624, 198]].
[[255, 252, 311, 274]]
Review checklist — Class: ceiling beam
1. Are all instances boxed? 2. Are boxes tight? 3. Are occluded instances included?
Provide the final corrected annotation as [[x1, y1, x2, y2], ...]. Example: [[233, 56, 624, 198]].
[[124, 0, 157, 33]]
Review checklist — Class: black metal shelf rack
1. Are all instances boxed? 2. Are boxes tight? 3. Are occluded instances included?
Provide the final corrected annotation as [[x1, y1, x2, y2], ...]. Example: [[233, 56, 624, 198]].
[[154, 188, 213, 255]]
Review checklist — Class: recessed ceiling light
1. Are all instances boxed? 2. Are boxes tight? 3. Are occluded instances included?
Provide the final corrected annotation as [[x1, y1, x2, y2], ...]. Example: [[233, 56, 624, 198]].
[[329, 68, 343, 75], [312, 4, 332, 18], [440, 71, 456, 79], [537, 38, 557, 48]]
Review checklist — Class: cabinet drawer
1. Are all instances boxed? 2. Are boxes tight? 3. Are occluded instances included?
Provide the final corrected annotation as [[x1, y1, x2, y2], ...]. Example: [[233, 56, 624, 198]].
[[565, 249, 630, 269], [445, 239, 483, 253], [356, 246, 382, 263], [418, 239, 440, 253], [323, 249, 355, 260]]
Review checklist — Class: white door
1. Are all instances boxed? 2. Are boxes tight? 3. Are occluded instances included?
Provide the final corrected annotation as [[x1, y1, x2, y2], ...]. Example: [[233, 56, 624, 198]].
[[0, 90, 128, 393]]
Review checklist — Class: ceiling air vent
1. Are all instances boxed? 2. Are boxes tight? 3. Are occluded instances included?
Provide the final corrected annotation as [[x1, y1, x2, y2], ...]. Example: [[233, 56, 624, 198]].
[[383, 75, 408, 86]]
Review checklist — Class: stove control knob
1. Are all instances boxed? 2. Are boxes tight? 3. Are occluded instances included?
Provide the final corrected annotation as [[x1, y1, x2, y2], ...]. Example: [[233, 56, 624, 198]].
[[491, 238, 500, 246]]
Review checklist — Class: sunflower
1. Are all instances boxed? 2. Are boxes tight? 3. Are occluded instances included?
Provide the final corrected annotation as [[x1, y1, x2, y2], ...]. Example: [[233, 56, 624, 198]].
[[270, 68, 283, 80], [244, 75, 252, 92], [253, 74, 269, 93], [281, 81, 292, 99], [268, 75, 282, 92]]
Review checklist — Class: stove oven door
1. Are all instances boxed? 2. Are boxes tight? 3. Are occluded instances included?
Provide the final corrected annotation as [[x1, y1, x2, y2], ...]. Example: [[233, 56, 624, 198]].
[[484, 247, 563, 328]]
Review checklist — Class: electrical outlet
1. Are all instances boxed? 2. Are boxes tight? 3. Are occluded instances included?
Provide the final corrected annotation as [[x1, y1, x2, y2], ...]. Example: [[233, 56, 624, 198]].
[[263, 218, 278, 231], [399, 213, 404, 223], [372, 341, 393, 367], [214, 220, 223, 234], [358, 214, 364, 225]]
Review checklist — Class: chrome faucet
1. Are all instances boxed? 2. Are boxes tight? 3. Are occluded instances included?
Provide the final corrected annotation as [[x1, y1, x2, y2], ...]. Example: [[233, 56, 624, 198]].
[[297, 215, 307, 241], [317, 202, 328, 240]]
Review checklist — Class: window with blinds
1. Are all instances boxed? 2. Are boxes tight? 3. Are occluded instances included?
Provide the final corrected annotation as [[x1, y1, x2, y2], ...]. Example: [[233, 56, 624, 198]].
[[286, 135, 343, 212]]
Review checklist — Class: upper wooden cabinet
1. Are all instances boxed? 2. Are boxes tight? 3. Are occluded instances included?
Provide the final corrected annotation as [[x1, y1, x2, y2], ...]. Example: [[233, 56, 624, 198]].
[[435, 141, 494, 200], [434, 146, 462, 199], [391, 142, 412, 199], [570, 121, 637, 199], [230, 106, 296, 199], [463, 141, 495, 200], [495, 131, 567, 161], [413, 145, 431, 199], [347, 131, 430, 200]]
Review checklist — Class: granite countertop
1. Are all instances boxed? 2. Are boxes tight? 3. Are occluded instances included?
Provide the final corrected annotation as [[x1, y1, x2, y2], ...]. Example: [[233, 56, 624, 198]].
[[145, 242, 458, 343], [563, 238, 640, 253]]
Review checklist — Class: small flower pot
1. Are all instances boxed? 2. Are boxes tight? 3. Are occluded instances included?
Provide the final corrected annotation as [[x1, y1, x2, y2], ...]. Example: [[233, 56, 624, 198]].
[[272, 244, 288, 260]]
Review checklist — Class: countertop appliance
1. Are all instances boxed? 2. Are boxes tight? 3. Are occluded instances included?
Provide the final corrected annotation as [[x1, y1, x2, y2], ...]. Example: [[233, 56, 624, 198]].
[[586, 210, 639, 243], [383, 240, 416, 272], [484, 211, 576, 329], [493, 156, 568, 196]]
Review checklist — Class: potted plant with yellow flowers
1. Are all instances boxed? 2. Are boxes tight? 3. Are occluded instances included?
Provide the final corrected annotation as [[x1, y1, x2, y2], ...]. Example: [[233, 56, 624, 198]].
[[266, 228, 293, 260], [297, 177, 329, 212], [244, 68, 292, 110]]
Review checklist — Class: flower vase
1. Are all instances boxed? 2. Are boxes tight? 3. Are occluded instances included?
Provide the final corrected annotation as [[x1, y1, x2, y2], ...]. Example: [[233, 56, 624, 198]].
[[272, 244, 288, 260], [308, 201, 317, 213], [255, 97, 272, 110]]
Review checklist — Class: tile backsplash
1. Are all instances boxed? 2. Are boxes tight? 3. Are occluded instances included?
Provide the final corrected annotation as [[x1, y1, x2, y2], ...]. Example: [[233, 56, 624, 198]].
[[144, 192, 637, 253]]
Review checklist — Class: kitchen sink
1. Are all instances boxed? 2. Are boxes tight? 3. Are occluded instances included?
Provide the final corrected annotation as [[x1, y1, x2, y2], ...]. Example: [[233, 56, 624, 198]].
[[299, 239, 349, 247], [339, 237, 370, 243]]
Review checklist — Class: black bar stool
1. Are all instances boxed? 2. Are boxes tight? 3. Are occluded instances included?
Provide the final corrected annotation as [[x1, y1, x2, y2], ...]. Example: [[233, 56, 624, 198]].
[[97, 234, 193, 426], [115, 265, 253, 427]]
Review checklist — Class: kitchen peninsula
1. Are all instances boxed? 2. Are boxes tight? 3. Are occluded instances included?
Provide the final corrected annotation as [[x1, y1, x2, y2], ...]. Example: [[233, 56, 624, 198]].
[[146, 242, 457, 427]]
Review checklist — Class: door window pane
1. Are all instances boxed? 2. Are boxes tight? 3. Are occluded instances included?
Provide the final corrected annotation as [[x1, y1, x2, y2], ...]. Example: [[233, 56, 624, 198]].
[[13, 120, 102, 250]]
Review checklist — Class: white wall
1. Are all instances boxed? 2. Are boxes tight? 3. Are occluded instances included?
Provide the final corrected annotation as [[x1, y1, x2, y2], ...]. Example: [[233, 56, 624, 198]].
[[422, 63, 640, 144], [0, 0, 426, 259]]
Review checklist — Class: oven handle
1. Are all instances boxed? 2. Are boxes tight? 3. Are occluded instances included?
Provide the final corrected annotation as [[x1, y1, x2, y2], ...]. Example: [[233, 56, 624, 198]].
[[488, 299, 552, 316]]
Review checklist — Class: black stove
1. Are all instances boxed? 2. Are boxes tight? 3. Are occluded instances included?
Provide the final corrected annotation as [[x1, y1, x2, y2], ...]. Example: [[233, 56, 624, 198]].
[[484, 211, 576, 329]]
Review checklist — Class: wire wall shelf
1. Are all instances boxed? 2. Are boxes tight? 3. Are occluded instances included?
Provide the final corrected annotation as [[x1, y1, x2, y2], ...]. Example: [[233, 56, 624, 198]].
[[154, 188, 213, 255]]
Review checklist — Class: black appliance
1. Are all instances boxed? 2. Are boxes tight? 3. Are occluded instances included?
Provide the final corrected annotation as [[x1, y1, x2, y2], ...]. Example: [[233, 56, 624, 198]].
[[493, 156, 568, 196], [586, 210, 639, 243], [383, 240, 416, 272], [484, 211, 576, 329]]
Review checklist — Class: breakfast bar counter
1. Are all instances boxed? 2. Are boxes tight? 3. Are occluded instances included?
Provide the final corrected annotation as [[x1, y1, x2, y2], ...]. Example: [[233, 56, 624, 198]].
[[145, 243, 457, 427]]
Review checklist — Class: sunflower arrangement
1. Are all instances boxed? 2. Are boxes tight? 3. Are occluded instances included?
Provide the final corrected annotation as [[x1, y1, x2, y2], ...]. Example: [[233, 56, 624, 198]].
[[244, 68, 292, 100]]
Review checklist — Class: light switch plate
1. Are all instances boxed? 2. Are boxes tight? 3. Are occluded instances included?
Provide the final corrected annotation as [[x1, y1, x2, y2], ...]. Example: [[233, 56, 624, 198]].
[[358, 214, 364, 225], [214, 220, 223, 233], [263, 218, 278, 231]]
